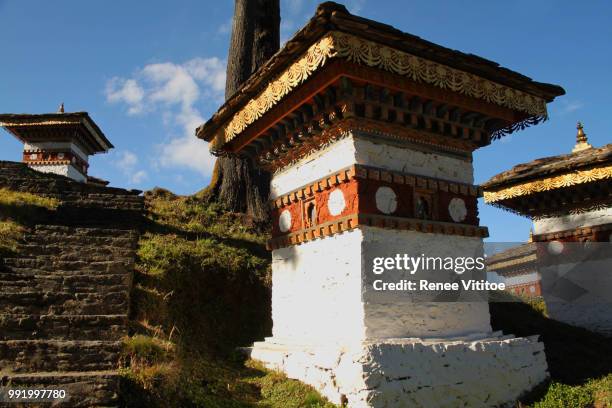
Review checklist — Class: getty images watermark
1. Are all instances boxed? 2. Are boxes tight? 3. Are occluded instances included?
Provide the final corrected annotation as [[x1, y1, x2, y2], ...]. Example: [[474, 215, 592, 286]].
[[364, 241, 612, 303], [371, 254, 504, 292]]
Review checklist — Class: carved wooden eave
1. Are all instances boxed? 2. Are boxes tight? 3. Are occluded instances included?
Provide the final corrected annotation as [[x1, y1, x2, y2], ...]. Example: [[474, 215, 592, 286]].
[[196, 2, 564, 160], [484, 165, 612, 203], [486, 243, 537, 277], [482, 143, 612, 218], [531, 223, 612, 243], [0, 112, 113, 155]]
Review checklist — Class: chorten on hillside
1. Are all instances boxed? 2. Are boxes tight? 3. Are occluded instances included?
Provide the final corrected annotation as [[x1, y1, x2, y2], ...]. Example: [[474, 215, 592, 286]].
[[483, 123, 612, 335], [486, 241, 541, 297], [0, 105, 113, 185], [197, 2, 565, 406]]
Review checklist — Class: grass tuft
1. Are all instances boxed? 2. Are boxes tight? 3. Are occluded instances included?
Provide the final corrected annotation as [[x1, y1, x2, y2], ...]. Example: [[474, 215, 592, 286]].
[[0, 220, 25, 258], [0, 188, 59, 209]]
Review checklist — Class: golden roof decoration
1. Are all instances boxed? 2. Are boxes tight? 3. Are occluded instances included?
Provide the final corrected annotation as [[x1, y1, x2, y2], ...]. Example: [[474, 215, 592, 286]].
[[572, 121, 593, 153], [483, 165, 612, 203], [0, 112, 114, 153], [210, 31, 551, 150], [197, 2, 565, 151]]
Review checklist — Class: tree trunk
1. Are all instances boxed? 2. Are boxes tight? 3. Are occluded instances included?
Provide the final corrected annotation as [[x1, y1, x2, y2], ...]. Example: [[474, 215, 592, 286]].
[[204, 0, 280, 222]]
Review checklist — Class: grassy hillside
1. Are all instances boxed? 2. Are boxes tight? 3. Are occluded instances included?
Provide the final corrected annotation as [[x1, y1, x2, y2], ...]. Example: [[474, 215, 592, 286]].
[[120, 188, 335, 407], [1, 186, 609, 407], [122, 188, 611, 407]]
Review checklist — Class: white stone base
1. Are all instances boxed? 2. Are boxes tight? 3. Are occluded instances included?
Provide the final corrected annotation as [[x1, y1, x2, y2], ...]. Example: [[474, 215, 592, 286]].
[[250, 333, 548, 408]]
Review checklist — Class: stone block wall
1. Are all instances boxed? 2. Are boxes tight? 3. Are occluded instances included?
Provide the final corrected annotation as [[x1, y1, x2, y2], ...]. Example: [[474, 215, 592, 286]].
[[0, 161, 143, 406]]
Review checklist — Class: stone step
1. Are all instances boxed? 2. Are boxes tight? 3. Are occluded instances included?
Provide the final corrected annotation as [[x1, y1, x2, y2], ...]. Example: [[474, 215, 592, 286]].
[[1, 370, 119, 407], [2, 259, 133, 274], [0, 314, 128, 341], [32, 224, 137, 237], [27, 230, 137, 248], [0, 340, 121, 373], [14, 244, 135, 259], [0, 273, 131, 294], [15, 254, 134, 264], [0, 291, 129, 315]]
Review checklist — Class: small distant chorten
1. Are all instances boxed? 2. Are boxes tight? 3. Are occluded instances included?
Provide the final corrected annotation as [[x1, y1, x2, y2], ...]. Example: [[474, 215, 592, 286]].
[[483, 122, 611, 242], [486, 242, 541, 297], [483, 122, 612, 335], [0, 105, 113, 185]]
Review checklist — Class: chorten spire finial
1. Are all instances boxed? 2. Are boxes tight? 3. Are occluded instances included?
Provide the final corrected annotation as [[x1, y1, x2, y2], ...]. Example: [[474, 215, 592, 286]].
[[572, 121, 592, 153], [58, 103, 64, 114]]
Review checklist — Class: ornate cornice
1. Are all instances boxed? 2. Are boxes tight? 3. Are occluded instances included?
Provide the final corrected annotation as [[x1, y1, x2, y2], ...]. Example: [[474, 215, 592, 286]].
[[532, 223, 612, 242], [487, 253, 538, 271], [530, 201, 610, 221], [261, 117, 477, 175], [267, 214, 488, 250], [483, 165, 612, 203], [271, 164, 480, 209], [216, 31, 549, 150]]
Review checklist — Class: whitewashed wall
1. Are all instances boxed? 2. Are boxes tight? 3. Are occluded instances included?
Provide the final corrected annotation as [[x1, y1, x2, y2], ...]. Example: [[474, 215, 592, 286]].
[[30, 164, 87, 183], [270, 133, 472, 199], [533, 207, 612, 235], [540, 257, 612, 336], [361, 228, 492, 338], [270, 227, 492, 343], [271, 230, 366, 344]]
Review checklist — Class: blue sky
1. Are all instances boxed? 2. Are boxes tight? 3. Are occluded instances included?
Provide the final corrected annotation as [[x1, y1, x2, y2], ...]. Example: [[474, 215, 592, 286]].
[[1, 0, 610, 241]]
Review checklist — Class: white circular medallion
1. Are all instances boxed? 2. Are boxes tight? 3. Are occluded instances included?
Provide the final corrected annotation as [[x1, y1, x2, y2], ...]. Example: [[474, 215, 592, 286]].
[[327, 189, 346, 216], [58, 152, 65, 159], [375, 186, 397, 215], [548, 240, 564, 255], [278, 210, 292, 233], [29, 153, 37, 160], [448, 197, 467, 223]]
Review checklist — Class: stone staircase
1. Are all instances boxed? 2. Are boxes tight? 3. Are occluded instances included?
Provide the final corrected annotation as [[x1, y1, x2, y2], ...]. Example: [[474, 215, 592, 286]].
[[0, 225, 138, 407]]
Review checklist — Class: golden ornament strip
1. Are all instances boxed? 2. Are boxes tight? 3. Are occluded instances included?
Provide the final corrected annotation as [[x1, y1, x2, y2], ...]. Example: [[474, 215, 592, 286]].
[[221, 31, 549, 145], [487, 253, 537, 270], [484, 165, 612, 203], [0, 120, 79, 127]]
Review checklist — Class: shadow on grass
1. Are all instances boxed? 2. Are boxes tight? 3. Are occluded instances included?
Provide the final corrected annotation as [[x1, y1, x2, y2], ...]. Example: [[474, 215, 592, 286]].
[[490, 299, 612, 385], [118, 352, 268, 408], [141, 217, 270, 261]]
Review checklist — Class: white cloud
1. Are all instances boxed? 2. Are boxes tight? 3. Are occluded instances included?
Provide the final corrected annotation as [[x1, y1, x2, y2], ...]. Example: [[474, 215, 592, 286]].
[[142, 63, 201, 108], [560, 100, 584, 115], [158, 133, 217, 176], [131, 170, 148, 184], [185, 57, 226, 97], [105, 78, 145, 115], [113, 150, 148, 185], [116, 151, 138, 171], [106, 56, 226, 178]]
